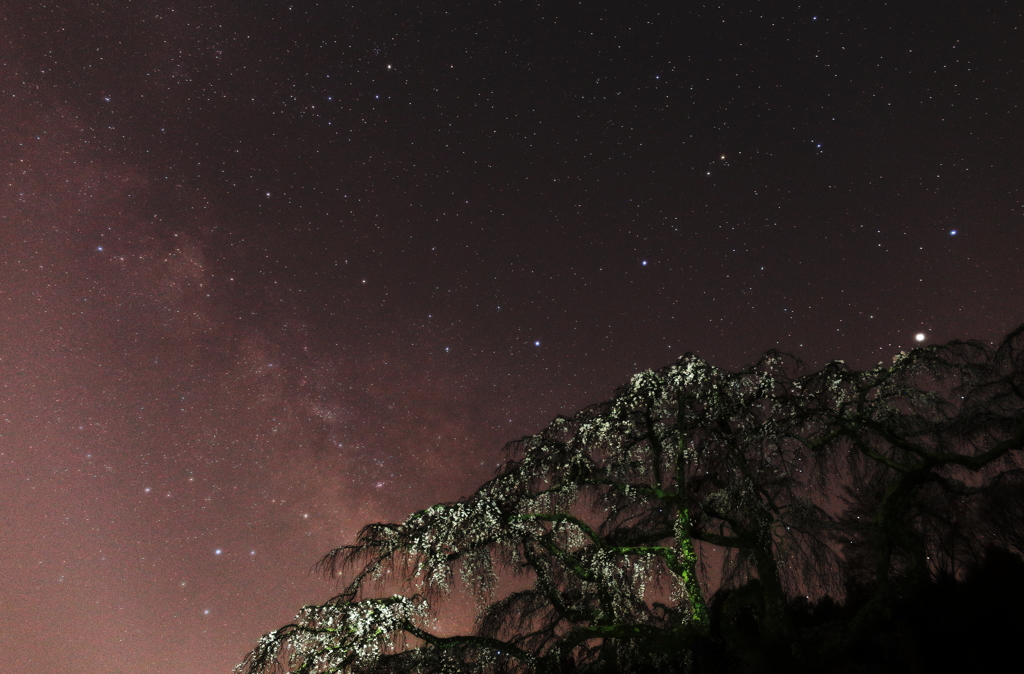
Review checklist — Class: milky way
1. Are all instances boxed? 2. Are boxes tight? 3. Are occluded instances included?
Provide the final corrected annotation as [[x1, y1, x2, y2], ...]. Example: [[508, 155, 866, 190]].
[[1, 3, 1021, 672]]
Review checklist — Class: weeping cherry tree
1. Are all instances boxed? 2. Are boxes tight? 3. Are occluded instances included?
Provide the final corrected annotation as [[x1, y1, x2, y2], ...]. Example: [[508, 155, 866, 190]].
[[238, 325, 1024, 673]]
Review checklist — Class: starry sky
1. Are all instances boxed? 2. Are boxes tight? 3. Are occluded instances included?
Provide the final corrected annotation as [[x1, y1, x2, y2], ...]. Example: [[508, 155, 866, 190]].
[[1, 2, 1021, 672]]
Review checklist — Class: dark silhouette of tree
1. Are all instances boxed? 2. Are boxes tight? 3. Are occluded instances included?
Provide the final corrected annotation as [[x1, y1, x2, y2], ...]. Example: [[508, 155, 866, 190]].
[[238, 325, 1024, 674]]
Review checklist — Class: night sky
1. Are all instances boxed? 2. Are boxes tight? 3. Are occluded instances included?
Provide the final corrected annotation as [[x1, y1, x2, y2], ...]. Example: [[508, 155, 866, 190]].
[[1, 2, 1022, 672]]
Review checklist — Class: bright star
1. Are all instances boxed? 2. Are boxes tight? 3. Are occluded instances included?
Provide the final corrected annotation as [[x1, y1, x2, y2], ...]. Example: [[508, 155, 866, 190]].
[[915, 333, 926, 342]]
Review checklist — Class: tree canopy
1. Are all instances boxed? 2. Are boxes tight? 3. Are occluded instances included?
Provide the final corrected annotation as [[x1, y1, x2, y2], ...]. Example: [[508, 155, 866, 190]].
[[238, 325, 1024, 673]]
